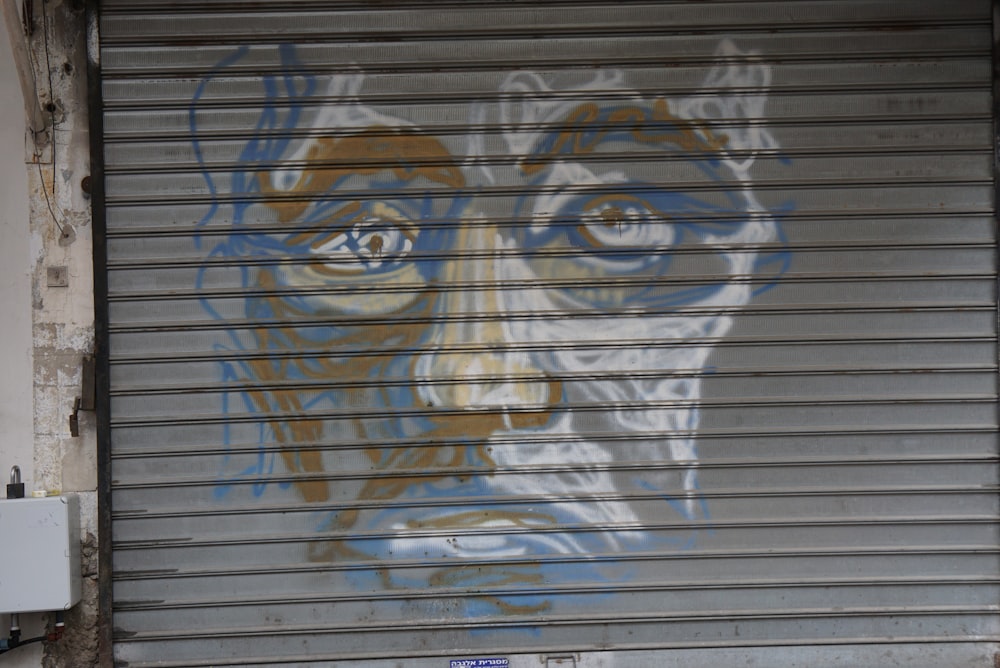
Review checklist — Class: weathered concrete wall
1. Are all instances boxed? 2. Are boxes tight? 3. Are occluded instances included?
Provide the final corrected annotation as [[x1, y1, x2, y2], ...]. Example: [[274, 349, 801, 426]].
[[0, 1, 98, 666]]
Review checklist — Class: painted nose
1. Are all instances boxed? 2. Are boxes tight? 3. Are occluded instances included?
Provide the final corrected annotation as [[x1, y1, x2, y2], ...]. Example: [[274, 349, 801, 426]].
[[415, 223, 556, 425]]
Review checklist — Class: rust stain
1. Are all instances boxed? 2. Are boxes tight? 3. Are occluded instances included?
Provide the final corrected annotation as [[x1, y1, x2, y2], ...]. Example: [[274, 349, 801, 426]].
[[430, 564, 552, 614]]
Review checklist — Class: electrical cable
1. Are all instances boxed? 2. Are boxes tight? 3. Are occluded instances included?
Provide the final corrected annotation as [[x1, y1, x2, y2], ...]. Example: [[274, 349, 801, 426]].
[[0, 635, 46, 655], [39, 5, 67, 239], [22, 0, 68, 239]]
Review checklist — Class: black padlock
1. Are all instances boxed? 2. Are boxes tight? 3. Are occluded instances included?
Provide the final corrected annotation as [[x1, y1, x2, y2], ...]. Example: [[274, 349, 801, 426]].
[[6, 465, 24, 499]]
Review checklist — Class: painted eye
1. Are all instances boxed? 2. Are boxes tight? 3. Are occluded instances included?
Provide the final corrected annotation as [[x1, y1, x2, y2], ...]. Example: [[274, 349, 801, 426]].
[[310, 203, 416, 274], [573, 195, 675, 250]]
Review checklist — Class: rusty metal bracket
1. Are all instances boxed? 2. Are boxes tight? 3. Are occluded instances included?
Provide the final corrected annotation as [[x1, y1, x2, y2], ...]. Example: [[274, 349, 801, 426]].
[[69, 354, 95, 436], [69, 397, 81, 437]]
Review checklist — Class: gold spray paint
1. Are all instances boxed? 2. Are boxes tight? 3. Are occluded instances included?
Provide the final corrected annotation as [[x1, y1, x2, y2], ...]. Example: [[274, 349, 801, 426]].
[[521, 98, 728, 175]]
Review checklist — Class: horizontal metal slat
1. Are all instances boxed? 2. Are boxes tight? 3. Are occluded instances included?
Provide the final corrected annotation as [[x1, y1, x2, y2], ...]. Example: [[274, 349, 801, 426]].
[[107, 90, 994, 142], [108, 604, 1000, 636], [107, 367, 998, 398], [98, 1, 990, 45], [106, 639, 1000, 668], [109, 429, 1000, 464], [111, 579, 1000, 614], [102, 61, 992, 113]]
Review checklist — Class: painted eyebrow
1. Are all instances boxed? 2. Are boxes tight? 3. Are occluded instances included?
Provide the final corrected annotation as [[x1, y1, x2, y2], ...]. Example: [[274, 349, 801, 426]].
[[260, 127, 466, 223], [520, 99, 728, 176]]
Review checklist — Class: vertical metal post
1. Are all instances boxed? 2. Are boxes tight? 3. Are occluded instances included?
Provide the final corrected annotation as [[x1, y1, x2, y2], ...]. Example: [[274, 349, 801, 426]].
[[1, 0, 46, 136], [85, 0, 112, 664]]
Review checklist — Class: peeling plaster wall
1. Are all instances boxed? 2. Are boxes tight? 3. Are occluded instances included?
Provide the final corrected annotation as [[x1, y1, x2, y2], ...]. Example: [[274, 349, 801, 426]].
[[1, 2, 98, 667]]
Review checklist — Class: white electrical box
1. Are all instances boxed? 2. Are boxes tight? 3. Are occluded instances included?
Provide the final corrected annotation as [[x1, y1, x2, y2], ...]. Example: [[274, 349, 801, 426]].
[[0, 495, 82, 613]]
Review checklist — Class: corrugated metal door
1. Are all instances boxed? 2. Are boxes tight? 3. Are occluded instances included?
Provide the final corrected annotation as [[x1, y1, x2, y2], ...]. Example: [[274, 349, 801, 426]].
[[96, 1, 999, 666]]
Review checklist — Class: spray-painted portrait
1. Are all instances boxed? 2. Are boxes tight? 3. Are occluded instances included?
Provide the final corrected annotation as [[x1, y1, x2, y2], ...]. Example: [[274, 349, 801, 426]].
[[191, 39, 789, 617]]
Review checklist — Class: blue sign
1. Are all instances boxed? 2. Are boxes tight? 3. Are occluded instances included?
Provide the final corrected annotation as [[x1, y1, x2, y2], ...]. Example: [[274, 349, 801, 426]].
[[450, 659, 510, 668]]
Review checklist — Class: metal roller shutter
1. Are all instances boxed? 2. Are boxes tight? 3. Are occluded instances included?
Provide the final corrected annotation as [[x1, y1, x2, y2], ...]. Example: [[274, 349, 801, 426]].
[[95, 1, 999, 665]]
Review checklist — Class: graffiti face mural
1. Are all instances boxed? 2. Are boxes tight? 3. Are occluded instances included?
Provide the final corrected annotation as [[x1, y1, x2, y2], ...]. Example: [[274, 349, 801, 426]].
[[193, 39, 788, 615]]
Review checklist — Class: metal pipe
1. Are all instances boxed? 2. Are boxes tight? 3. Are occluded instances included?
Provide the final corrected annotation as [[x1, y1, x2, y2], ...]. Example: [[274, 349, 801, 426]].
[[1, 0, 47, 135]]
